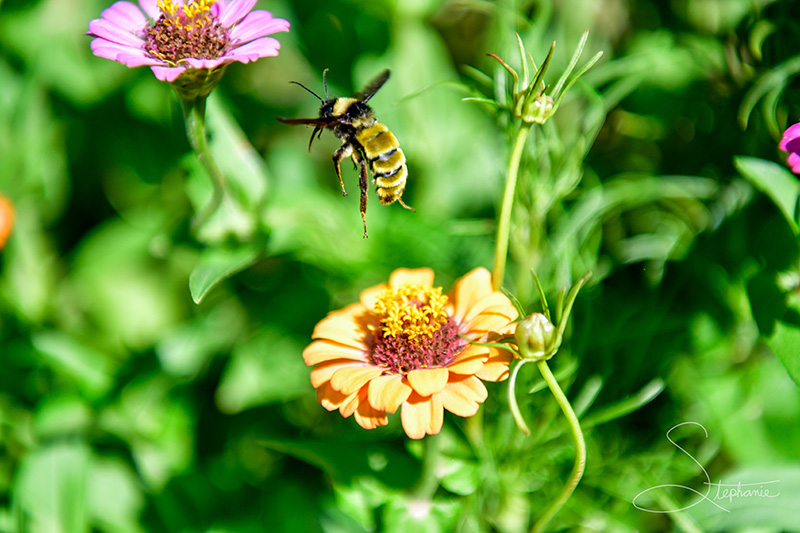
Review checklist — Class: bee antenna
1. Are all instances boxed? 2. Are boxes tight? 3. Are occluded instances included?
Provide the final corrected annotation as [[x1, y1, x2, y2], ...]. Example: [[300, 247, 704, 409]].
[[322, 68, 330, 100], [289, 81, 322, 102]]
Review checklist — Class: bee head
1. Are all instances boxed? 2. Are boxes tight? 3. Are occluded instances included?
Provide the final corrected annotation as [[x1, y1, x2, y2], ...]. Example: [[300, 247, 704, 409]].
[[319, 100, 336, 119]]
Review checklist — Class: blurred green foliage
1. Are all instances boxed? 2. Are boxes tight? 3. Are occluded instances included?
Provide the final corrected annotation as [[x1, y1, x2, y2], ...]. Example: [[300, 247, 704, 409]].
[[2, 0, 800, 531]]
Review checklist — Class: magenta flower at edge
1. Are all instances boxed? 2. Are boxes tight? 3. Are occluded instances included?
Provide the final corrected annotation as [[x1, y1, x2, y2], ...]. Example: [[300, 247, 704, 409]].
[[779, 122, 800, 175], [88, 0, 290, 83]]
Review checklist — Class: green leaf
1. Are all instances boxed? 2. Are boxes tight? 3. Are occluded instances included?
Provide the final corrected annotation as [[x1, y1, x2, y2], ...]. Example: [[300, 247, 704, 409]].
[[13, 442, 90, 533], [734, 156, 799, 234], [582, 379, 666, 427], [215, 331, 309, 413], [686, 466, 800, 531], [31, 332, 114, 399], [260, 438, 420, 488], [767, 320, 800, 388], [188, 244, 260, 304], [206, 95, 271, 210]]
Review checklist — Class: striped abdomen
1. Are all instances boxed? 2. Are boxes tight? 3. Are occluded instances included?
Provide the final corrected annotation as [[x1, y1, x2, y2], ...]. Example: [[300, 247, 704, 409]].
[[356, 123, 408, 205]]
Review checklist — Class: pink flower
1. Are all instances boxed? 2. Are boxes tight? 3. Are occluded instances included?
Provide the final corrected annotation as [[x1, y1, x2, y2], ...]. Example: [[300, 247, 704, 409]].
[[779, 122, 800, 174], [88, 0, 289, 83]]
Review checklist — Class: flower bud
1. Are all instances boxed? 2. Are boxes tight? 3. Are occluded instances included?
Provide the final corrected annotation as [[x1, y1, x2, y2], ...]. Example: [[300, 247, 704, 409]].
[[521, 93, 554, 125], [514, 312, 556, 360]]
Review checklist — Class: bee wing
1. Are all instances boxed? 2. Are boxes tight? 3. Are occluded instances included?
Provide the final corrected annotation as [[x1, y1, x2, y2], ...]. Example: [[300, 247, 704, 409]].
[[276, 117, 332, 127], [277, 117, 336, 151], [357, 69, 390, 103]]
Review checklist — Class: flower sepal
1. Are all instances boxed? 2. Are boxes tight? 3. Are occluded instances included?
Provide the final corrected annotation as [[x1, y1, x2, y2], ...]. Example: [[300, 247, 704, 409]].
[[486, 31, 602, 125], [172, 65, 228, 102], [515, 270, 591, 361]]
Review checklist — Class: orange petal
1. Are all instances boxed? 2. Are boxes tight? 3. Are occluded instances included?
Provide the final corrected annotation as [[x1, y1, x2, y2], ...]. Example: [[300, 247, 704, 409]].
[[330, 364, 384, 395], [360, 282, 389, 311], [407, 367, 449, 396], [312, 303, 374, 348], [310, 359, 361, 388], [447, 344, 490, 375], [463, 292, 518, 325], [465, 311, 517, 339], [441, 376, 488, 417], [354, 389, 389, 429], [339, 389, 361, 417], [303, 340, 367, 366], [316, 381, 352, 411], [401, 393, 444, 439], [475, 350, 515, 381], [449, 268, 493, 323], [389, 268, 435, 288], [368, 374, 412, 414]]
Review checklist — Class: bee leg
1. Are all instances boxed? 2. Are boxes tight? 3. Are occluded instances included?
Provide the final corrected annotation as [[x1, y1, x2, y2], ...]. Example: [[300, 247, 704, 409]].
[[332, 144, 353, 197], [397, 197, 416, 212], [357, 154, 369, 238]]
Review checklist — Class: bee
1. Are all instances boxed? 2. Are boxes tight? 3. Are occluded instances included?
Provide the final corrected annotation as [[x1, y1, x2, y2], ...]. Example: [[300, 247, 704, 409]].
[[278, 69, 413, 237]]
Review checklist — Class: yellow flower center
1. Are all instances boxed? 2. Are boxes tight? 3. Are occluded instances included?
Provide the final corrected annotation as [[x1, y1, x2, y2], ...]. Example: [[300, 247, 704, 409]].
[[158, 0, 216, 24], [372, 284, 449, 343]]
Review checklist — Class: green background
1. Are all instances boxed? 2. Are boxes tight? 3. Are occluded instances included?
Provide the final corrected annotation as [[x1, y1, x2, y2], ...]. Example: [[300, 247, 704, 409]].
[[1, 0, 800, 531]]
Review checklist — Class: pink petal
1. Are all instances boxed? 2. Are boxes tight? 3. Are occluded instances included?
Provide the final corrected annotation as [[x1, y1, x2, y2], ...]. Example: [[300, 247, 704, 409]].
[[226, 37, 281, 63], [229, 11, 290, 45], [183, 57, 227, 70], [90, 39, 143, 60], [99, 1, 147, 34], [137, 0, 161, 20], [211, 1, 223, 18], [789, 153, 800, 175], [785, 137, 800, 154], [780, 123, 800, 151], [116, 52, 162, 67], [150, 65, 187, 82], [88, 18, 145, 47], [219, 0, 258, 27]]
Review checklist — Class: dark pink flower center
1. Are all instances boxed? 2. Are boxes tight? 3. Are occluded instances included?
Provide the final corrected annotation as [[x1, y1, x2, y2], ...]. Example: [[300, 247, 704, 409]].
[[144, 1, 229, 65], [369, 316, 466, 375]]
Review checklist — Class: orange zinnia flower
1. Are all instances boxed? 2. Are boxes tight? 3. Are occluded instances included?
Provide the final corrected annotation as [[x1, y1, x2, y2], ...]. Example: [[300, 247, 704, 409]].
[[303, 267, 519, 439], [0, 194, 14, 250]]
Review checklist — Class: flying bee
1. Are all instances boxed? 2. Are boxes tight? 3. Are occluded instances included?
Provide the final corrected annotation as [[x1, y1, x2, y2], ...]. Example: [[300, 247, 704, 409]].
[[277, 69, 413, 237]]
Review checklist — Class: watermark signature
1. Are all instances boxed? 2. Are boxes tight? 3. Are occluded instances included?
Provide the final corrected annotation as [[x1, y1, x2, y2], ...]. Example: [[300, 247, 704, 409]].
[[632, 422, 781, 513]]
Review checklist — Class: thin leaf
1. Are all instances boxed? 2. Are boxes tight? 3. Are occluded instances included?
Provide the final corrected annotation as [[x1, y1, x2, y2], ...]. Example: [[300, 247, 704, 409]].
[[461, 97, 500, 108], [581, 378, 666, 427], [734, 156, 799, 234], [189, 244, 261, 304], [552, 50, 604, 111], [572, 375, 604, 418], [530, 268, 550, 321], [552, 29, 589, 100], [501, 287, 527, 318]]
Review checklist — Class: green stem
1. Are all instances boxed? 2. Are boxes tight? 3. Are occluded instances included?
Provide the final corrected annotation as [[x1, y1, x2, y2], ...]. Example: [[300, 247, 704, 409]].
[[493, 122, 532, 291], [531, 360, 585, 533], [180, 96, 226, 230], [508, 359, 532, 435], [412, 433, 441, 500]]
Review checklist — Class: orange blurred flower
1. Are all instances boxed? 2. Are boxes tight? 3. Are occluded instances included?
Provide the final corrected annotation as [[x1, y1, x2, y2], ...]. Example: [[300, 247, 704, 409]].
[[0, 195, 14, 250], [303, 267, 519, 439]]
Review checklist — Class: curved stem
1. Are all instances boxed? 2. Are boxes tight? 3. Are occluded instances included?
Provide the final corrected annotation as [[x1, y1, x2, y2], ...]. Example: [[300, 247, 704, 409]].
[[493, 122, 532, 291], [531, 360, 585, 533], [181, 96, 226, 230], [508, 359, 532, 435]]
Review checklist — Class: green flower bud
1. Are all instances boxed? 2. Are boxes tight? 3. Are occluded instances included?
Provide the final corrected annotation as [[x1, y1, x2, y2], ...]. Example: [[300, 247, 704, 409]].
[[515, 312, 557, 361], [521, 93, 554, 124]]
